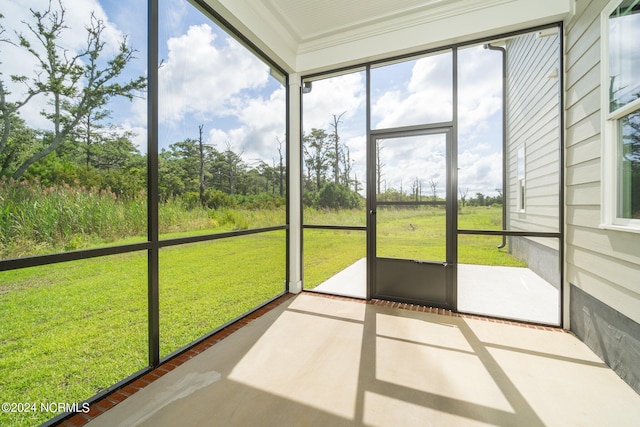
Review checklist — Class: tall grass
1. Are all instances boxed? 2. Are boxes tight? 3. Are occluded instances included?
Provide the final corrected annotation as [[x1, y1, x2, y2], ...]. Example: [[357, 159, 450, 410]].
[[0, 178, 147, 257], [0, 179, 286, 258]]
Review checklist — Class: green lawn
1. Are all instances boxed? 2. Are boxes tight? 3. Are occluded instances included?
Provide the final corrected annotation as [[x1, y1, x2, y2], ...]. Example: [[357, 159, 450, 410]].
[[0, 231, 285, 427], [0, 205, 523, 426], [304, 205, 525, 290], [303, 228, 366, 288]]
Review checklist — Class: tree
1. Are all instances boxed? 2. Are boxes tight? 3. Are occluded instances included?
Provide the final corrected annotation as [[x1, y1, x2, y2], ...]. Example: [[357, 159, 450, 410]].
[[341, 144, 354, 189], [93, 131, 139, 170], [222, 141, 244, 195], [412, 177, 423, 201], [429, 178, 438, 201], [303, 128, 330, 191], [159, 138, 205, 199], [459, 187, 469, 207], [198, 124, 205, 206], [328, 111, 346, 184], [0, 1, 146, 179], [0, 22, 42, 167], [353, 172, 361, 195], [376, 139, 385, 195], [494, 188, 503, 205], [276, 136, 285, 197], [0, 112, 39, 176], [75, 107, 110, 167]]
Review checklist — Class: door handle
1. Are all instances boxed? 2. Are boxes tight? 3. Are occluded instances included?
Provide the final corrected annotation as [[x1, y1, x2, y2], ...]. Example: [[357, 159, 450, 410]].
[[370, 210, 376, 215]]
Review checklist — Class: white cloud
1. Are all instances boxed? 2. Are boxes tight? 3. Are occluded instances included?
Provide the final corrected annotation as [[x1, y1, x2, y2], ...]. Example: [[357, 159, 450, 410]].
[[458, 46, 503, 138], [299, 51, 503, 195], [124, 124, 147, 153], [203, 86, 286, 162], [378, 134, 447, 196], [231, 88, 286, 161], [372, 54, 453, 129], [458, 149, 503, 196], [207, 128, 229, 146], [367, 46, 503, 195], [158, 23, 269, 125], [302, 72, 366, 131], [370, 46, 502, 138], [161, 0, 190, 37]]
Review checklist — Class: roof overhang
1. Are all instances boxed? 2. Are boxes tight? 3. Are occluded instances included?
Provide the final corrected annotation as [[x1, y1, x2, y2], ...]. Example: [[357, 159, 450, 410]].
[[202, 0, 574, 75]]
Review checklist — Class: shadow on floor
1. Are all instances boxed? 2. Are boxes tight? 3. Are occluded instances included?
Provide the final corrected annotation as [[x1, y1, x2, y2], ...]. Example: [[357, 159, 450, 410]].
[[87, 293, 639, 427]]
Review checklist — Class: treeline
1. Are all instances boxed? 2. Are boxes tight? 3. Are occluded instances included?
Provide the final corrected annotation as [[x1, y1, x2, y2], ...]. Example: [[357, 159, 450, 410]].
[[459, 189, 503, 207], [3, 121, 287, 209], [159, 127, 285, 209]]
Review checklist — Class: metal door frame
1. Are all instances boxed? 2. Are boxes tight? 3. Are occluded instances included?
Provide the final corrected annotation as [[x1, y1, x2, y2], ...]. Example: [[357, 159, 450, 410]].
[[367, 124, 457, 309]]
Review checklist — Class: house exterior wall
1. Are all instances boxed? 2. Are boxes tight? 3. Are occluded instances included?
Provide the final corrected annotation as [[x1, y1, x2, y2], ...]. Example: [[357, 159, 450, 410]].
[[565, 0, 640, 394], [504, 31, 561, 287]]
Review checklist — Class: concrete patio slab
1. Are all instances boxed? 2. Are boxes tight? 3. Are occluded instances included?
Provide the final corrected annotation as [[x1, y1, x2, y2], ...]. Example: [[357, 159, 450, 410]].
[[313, 259, 560, 325], [86, 293, 640, 427]]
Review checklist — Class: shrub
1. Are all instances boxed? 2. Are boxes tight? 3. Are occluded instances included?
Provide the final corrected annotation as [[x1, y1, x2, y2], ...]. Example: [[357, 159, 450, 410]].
[[202, 189, 235, 209], [315, 182, 361, 210], [232, 193, 285, 210], [181, 192, 202, 209], [302, 190, 317, 207], [211, 209, 248, 230]]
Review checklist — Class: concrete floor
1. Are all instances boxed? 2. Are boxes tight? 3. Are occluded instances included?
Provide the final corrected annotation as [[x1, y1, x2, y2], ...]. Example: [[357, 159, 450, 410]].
[[312, 258, 367, 298], [87, 293, 640, 427], [313, 259, 560, 325], [457, 264, 559, 325]]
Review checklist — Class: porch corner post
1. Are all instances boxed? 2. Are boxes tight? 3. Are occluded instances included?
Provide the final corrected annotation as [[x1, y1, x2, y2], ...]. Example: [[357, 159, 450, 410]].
[[288, 73, 303, 294]]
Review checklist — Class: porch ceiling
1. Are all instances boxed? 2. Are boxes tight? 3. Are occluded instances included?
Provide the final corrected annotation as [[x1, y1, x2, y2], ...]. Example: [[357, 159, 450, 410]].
[[205, 0, 573, 74], [247, 0, 465, 45]]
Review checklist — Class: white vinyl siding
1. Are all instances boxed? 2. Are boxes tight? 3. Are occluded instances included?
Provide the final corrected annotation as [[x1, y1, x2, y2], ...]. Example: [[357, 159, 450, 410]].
[[565, 0, 640, 324], [505, 31, 561, 250]]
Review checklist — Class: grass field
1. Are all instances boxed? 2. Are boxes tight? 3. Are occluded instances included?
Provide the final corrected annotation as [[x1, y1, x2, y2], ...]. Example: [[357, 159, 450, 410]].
[[0, 232, 285, 427], [303, 205, 525, 289], [0, 205, 524, 426]]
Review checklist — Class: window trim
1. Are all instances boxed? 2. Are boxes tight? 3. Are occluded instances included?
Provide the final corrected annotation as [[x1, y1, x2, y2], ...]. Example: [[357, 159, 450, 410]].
[[600, 0, 640, 232]]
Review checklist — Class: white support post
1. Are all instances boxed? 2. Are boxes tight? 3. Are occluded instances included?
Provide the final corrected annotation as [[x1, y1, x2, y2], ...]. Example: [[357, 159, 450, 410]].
[[288, 73, 303, 294]]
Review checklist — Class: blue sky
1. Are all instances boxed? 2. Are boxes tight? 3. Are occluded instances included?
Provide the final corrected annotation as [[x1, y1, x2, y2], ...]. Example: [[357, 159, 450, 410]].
[[303, 46, 505, 198], [2, 0, 507, 196], [2, 0, 285, 166]]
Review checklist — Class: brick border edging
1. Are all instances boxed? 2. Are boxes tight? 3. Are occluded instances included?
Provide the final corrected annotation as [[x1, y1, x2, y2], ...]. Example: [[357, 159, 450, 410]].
[[57, 293, 295, 427], [308, 291, 566, 332], [56, 291, 563, 426]]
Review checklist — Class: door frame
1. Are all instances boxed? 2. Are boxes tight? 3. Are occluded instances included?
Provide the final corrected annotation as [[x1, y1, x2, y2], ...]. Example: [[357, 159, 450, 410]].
[[367, 124, 457, 309]]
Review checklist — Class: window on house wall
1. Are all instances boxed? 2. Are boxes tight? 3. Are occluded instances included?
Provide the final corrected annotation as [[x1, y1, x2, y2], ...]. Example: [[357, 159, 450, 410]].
[[604, 0, 640, 228]]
